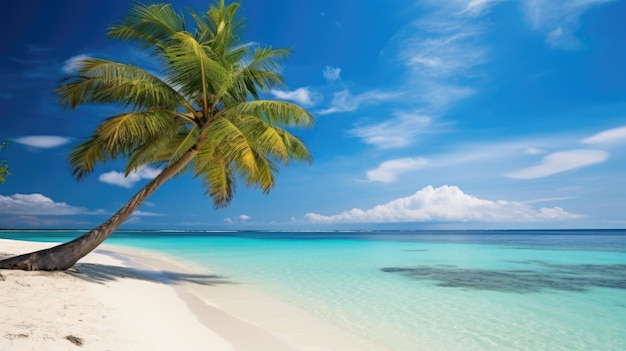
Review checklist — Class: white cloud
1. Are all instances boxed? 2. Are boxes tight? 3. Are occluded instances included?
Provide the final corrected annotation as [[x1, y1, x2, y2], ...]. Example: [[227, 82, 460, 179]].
[[400, 28, 487, 78], [0, 215, 90, 227], [270, 87, 320, 106], [0, 193, 101, 215], [506, 149, 608, 179], [582, 126, 626, 145], [224, 214, 251, 224], [347, 1, 491, 149], [98, 166, 161, 188], [367, 157, 430, 183], [319, 0, 498, 149], [421, 0, 504, 18], [523, 196, 576, 204], [462, 0, 506, 16], [417, 83, 476, 111], [546, 27, 565, 46], [318, 89, 400, 115], [306, 185, 581, 224], [62, 54, 91, 74], [520, 0, 615, 48], [14, 135, 71, 149], [131, 210, 161, 217], [523, 147, 546, 155], [350, 111, 433, 149], [323, 66, 342, 81], [392, 4, 491, 94]]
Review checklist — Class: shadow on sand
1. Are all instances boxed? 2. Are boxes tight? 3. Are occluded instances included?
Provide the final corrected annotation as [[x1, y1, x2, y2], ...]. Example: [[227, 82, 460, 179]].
[[0, 250, 234, 287], [68, 262, 235, 286]]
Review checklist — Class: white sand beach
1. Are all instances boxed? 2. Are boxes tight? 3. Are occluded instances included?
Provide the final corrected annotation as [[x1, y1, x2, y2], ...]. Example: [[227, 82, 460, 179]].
[[0, 239, 384, 351]]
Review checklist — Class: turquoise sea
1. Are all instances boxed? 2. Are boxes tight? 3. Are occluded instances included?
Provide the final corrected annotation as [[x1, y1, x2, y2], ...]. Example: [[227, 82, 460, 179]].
[[2, 229, 625, 350]]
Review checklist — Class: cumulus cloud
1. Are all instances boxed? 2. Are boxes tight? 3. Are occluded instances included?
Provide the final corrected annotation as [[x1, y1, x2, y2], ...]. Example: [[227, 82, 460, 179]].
[[318, 89, 400, 115], [306, 185, 581, 224], [367, 157, 430, 183], [14, 135, 71, 149], [323, 66, 341, 81], [520, 0, 615, 48], [62, 54, 91, 74], [582, 126, 626, 145], [350, 112, 433, 149], [0, 193, 101, 215], [270, 87, 320, 106], [98, 166, 161, 188], [506, 149, 608, 179]]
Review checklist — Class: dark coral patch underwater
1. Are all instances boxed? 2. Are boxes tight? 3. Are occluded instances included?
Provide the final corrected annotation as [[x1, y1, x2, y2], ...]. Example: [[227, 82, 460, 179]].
[[381, 262, 626, 293]]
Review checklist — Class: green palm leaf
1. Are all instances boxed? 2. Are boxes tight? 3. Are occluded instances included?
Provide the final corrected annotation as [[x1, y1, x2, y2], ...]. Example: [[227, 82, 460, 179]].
[[108, 3, 186, 51], [56, 58, 193, 113], [221, 100, 315, 127]]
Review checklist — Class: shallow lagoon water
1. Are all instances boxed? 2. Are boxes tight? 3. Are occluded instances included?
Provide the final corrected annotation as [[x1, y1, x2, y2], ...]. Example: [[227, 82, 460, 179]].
[[2, 230, 625, 350]]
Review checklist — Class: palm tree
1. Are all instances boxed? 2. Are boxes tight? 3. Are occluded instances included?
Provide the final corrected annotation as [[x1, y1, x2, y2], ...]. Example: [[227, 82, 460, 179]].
[[0, 1, 313, 271]]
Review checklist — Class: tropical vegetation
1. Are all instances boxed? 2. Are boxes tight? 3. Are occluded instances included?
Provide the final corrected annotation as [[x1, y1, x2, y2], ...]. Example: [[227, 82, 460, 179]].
[[0, 142, 8, 184]]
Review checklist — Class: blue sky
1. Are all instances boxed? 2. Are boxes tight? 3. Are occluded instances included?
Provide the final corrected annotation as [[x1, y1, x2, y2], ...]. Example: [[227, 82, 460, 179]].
[[1, 0, 625, 230]]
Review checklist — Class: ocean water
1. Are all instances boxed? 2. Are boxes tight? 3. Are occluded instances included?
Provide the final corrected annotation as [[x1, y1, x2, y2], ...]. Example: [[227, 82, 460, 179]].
[[2, 230, 625, 350]]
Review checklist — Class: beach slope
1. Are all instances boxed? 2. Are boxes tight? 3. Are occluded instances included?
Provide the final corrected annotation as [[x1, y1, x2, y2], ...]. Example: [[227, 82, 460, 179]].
[[0, 239, 384, 351], [0, 239, 236, 350]]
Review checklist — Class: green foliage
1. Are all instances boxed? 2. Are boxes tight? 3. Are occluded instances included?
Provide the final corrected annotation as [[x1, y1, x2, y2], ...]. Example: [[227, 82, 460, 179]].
[[57, 0, 314, 208], [0, 142, 8, 184]]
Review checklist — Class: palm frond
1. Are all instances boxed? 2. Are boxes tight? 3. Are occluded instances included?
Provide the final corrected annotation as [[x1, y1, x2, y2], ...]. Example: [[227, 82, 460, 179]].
[[194, 145, 236, 208], [125, 137, 172, 174], [56, 58, 193, 113], [166, 125, 200, 167], [189, 9, 214, 43], [221, 113, 311, 167], [202, 117, 258, 173], [94, 110, 181, 153], [124, 123, 198, 173], [242, 148, 277, 193], [215, 46, 288, 104], [220, 100, 315, 128], [199, 114, 303, 197], [275, 129, 312, 163], [68, 138, 110, 180], [163, 32, 230, 109], [226, 114, 291, 162], [108, 3, 186, 51], [70, 110, 191, 180], [205, 0, 244, 56], [247, 47, 289, 78]]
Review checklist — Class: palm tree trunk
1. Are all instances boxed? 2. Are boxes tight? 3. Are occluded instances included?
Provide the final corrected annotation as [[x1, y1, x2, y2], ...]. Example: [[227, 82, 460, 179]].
[[0, 148, 198, 271]]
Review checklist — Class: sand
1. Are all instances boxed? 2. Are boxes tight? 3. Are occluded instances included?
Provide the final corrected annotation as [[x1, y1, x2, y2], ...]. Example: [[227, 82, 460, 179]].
[[0, 239, 385, 351]]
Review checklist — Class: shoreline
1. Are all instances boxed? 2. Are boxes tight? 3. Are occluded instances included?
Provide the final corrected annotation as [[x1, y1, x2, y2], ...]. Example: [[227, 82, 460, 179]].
[[0, 239, 385, 351]]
